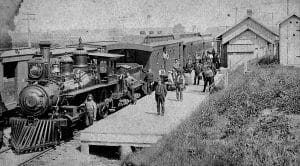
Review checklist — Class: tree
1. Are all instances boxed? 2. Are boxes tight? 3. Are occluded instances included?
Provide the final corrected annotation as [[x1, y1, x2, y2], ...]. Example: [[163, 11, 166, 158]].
[[172, 24, 185, 34]]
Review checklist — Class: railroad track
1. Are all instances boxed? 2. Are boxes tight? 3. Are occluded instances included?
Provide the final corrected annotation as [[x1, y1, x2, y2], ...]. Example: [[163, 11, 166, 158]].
[[17, 147, 55, 166], [0, 147, 11, 155]]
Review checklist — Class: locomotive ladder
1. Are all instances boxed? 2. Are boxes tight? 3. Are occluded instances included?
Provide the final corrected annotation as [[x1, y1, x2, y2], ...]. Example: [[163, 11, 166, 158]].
[[10, 118, 59, 154]]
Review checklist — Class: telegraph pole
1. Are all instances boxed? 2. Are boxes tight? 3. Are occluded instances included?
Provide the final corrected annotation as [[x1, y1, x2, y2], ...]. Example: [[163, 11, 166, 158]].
[[234, 7, 238, 24], [287, 0, 289, 15], [22, 12, 36, 48], [118, 16, 127, 36]]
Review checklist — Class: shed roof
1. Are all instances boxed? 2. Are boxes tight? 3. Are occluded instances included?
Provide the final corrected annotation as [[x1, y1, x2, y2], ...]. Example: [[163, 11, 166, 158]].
[[279, 14, 300, 26], [216, 16, 279, 43]]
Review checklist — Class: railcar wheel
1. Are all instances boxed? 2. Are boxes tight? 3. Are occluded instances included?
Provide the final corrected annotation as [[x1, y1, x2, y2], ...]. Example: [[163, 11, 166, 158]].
[[98, 105, 109, 119]]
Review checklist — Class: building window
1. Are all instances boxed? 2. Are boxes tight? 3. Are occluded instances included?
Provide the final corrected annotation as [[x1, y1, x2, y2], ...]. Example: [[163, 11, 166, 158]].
[[3, 62, 17, 79], [293, 34, 295, 36], [290, 21, 292, 23]]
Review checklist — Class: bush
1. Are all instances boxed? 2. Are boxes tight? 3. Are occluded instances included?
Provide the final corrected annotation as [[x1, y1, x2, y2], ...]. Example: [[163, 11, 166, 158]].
[[125, 62, 300, 166]]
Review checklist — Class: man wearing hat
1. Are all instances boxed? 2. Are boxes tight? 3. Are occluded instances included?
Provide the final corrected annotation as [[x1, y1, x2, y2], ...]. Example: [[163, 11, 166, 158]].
[[175, 72, 185, 101], [155, 78, 168, 116], [84, 94, 97, 124]]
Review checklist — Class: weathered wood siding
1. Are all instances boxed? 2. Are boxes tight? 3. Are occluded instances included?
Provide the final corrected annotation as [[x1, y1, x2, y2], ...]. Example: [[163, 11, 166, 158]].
[[279, 16, 300, 66]]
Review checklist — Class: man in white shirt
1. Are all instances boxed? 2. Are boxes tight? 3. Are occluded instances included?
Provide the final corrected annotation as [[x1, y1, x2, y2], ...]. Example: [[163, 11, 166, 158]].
[[162, 47, 169, 70]]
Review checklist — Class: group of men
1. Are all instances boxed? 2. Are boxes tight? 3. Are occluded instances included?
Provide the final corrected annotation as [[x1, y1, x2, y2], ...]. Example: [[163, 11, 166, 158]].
[[152, 48, 219, 116], [185, 59, 217, 92], [83, 48, 219, 120]]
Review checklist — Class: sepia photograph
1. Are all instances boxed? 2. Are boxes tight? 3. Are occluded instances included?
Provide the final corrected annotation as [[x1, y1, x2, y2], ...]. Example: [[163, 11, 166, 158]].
[[0, 0, 299, 165]]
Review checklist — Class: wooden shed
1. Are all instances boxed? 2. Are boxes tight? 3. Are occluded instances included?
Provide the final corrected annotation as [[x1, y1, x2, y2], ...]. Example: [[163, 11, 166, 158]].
[[279, 14, 300, 67], [216, 16, 279, 69], [0, 48, 36, 110]]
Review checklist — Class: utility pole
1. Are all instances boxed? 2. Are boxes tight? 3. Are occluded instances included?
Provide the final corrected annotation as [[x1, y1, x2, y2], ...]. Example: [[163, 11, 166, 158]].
[[287, 0, 289, 15], [22, 12, 36, 48], [118, 16, 127, 36], [234, 7, 238, 24]]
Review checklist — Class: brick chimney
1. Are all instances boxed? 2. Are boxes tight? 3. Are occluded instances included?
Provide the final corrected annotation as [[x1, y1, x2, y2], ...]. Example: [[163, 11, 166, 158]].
[[247, 9, 253, 17]]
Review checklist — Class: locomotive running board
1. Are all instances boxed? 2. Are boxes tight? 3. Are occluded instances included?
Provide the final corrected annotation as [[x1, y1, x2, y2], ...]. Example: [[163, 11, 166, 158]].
[[10, 118, 59, 154]]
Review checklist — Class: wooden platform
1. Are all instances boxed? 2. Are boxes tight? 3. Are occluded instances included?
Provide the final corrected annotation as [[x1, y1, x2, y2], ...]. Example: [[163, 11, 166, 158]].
[[80, 74, 224, 154]]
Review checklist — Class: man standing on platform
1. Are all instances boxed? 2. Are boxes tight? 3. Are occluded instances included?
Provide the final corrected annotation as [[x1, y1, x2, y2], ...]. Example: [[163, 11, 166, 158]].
[[194, 61, 202, 85], [185, 59, 194, 73], [175, 72, 185, 101], [144, 69, 154, 94], [162, 47, 169, 70], [84, 94, 97, 125], [125, 73, 137, 104], [202, 64, 215, 92], [173, 59, 181, 73], [155, 79, 167, 116]]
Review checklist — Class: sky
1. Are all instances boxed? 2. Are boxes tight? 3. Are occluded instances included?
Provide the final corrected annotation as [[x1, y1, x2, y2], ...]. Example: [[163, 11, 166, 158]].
[[14, 0, 300, 33]]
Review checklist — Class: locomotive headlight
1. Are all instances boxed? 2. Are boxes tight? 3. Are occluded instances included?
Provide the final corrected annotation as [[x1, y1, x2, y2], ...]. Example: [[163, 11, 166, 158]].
[[29, 64, 43, 79]]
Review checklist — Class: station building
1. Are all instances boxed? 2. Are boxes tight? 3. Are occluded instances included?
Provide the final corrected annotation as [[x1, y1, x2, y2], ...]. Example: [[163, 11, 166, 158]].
[[216, 11, 279, 69], [279, 14, 300, 67]]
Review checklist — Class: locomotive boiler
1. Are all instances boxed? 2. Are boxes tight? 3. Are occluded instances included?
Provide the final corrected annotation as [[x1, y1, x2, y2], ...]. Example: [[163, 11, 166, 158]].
[[10, 41, 147, 153]]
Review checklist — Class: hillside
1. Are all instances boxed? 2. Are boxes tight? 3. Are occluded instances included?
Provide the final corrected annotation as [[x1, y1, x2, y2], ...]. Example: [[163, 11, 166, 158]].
[[125, 60, 300, 166]]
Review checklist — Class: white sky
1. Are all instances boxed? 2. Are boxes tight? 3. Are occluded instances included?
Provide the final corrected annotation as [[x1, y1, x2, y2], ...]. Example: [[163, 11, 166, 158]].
[[14, 0, 300, 32]]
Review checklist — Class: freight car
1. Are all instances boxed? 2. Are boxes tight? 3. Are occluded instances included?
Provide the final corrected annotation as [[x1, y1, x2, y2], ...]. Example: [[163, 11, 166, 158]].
[[68, 39, 184, 84], [9, 41, 147, 153]]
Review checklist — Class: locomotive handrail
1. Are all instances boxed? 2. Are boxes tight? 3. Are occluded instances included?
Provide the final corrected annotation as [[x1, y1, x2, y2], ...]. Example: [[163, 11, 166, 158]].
[[62, 80, 119, 97]]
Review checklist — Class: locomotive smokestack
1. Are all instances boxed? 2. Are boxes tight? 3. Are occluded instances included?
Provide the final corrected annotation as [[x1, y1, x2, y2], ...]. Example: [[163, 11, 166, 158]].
[[39, 41, 51, 78], [39, 41, 51, 60]]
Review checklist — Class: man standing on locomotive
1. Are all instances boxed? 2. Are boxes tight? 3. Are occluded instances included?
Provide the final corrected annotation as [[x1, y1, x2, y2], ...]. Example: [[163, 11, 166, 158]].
[[125, 73, 137, 104], [155, 79, 168, 116]]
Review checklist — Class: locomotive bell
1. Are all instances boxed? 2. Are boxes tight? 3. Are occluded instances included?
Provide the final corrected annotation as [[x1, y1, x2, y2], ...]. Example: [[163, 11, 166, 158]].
[[60, 55, 73, 76]]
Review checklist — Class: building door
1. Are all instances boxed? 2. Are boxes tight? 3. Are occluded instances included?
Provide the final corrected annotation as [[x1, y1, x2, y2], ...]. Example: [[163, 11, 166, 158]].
[[294, 28, 300, 65]]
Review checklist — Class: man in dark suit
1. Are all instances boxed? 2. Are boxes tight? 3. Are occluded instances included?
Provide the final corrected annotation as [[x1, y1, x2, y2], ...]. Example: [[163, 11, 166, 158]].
[[144, 69, 154, 94], [194, 61, 202, 85], [155, 79, 168, 116]]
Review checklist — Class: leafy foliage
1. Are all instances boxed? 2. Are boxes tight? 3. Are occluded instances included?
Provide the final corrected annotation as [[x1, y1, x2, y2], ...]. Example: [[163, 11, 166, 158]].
[[125, 62, 300, 166]]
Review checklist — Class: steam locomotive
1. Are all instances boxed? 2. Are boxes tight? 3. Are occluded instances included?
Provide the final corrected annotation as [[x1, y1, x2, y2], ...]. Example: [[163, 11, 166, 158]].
[[10, 41, 147, 153]]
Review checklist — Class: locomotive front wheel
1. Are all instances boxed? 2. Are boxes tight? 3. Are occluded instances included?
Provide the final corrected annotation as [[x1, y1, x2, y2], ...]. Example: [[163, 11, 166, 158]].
[[98, 105, 109, 119]]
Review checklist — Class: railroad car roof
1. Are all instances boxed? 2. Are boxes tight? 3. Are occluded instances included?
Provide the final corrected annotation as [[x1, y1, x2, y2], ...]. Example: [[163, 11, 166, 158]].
[[105, 43, 153, 52], [181, 37, 204, 44], [88, 52, 124, 59], [144, 39, 182, 47]]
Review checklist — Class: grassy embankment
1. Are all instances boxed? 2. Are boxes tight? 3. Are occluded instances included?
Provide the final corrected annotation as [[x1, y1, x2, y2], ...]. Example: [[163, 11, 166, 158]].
[[125, 58, 300, 166]]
